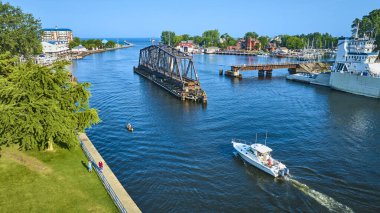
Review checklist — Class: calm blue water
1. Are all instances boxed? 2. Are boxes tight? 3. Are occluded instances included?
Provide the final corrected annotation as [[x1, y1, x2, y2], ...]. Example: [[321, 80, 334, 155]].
[[71, 38, 380, 212]]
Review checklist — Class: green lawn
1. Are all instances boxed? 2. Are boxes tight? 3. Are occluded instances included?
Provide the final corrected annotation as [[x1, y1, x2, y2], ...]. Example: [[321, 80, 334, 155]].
[[0, 146, 118, 213]]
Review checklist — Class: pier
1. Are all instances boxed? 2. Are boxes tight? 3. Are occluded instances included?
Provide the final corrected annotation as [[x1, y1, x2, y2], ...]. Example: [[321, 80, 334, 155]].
[[134, 45, 207, 103], [79, 133, 141, 213], [223, 62, 331, 78], [215, 50, 257, 56]]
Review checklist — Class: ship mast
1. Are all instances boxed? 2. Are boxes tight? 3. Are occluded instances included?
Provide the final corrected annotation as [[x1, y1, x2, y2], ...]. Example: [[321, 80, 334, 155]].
[[355, 22, 360, 39]]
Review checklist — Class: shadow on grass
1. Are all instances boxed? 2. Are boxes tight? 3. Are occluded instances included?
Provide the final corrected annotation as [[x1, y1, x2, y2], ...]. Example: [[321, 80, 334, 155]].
[[81, 160, 89, 171]]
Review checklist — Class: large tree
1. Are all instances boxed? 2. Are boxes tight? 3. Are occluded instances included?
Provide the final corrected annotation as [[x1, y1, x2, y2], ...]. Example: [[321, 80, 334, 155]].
[[161, 31, 176, 46], [352, 9, 380, 51], [202, 29, 220, 47], [0, 2, 42, 56], [244, 32, 259, 40], [258, 36, 270, 50], [0, 59, 100, 150]]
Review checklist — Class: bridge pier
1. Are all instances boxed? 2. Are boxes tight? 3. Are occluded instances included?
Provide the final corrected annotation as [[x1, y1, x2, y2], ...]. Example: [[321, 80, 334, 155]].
[[225, 70, 242, 78], [265, 70, 272, 78], [258, 70, 265, 79]]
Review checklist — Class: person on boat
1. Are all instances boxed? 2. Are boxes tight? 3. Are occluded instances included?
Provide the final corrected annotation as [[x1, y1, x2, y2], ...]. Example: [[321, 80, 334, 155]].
[[267, 157, 272, 167], [126, 123, 134, 132]]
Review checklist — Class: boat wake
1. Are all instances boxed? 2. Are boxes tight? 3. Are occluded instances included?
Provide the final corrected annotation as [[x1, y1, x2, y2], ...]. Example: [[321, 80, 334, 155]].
[[286, 177, 354, 213]]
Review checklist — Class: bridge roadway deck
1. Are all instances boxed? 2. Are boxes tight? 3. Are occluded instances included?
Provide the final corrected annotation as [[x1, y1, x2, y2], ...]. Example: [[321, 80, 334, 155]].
[[79, 133, 141, 213], [231, 62, 301, 71]]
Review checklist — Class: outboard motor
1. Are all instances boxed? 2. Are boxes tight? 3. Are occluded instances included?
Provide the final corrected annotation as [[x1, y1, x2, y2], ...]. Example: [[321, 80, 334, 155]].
[[280, 168, 289, 177], [284, 168, 289, 176]]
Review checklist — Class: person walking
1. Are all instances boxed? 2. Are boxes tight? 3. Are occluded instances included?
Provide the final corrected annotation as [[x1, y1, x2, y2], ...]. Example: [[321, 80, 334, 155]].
[[88, 160, 92, 173], [98, 161, 103, 172]]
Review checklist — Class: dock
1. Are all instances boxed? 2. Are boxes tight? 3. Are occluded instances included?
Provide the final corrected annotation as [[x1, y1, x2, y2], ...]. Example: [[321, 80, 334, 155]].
[[79, 133, 141, 213], [222, 62, 331, 78], [134, 45, 207, 103], [215, 50, 257, 56]]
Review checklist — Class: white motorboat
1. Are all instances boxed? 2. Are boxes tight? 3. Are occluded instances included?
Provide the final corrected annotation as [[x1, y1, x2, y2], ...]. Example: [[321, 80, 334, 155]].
[[232, 139, 289, 177]]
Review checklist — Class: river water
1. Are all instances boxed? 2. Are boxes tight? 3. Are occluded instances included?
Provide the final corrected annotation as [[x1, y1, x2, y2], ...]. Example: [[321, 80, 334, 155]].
[[71, 39, 380, 212]]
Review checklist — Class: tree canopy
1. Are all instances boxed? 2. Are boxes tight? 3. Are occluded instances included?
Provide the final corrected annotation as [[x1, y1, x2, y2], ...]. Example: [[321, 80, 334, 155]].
[[0, 2, 42, 56], [105, 40, 116, 48], [202, 30, 220, 47], [161, 31, 176, 46], [0, 56, 100, 150], [69, 37, 81, 49], [352, 9, 380, 50], [244, 32, 259, 40]]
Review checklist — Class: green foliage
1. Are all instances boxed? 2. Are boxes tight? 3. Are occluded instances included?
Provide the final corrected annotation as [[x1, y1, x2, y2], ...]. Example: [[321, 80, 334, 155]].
[[244, 32, 259, 40], [279, 32, 337, 49], [0, 61, 100, 150], [219, 33, 237, 48], [191, 35, 203, 45], [69, 37, 81, 49], [286, 36, 304, 49], [81, 39, 103, 50], [105, 40, 116, 48], [161, 31, 176, 46], [258, 36, 270, 50], [0, 52, 18, 76], [0, 2, 42, 56], [173, 35, 183, 46], [181, 34, 190, 41], [352, 9, 380, 50], [202, 29, 220, 47]]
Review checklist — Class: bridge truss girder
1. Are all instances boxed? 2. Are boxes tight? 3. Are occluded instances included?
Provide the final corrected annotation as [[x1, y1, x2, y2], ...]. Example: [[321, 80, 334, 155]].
[[138, 45, 200, 89]]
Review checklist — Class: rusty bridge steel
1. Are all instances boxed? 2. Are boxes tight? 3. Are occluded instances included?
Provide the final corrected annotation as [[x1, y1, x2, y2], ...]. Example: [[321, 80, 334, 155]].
[[134, 45, 207, 103]]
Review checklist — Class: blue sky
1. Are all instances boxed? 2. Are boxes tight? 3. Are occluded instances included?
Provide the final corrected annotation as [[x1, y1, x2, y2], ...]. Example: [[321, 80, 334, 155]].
[[5, 0, 380, 38]]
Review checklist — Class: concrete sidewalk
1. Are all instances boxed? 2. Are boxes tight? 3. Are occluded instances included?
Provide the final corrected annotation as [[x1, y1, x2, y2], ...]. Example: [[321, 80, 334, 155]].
[[79, 133, 141, 213]]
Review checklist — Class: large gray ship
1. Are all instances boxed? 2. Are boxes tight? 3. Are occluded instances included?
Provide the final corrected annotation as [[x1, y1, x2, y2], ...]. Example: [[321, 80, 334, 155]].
[[329, 33, 380, 98]]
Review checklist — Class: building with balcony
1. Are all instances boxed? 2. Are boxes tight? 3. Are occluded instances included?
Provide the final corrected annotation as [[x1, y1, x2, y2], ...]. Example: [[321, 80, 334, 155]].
[[42, 28, 73, 46]]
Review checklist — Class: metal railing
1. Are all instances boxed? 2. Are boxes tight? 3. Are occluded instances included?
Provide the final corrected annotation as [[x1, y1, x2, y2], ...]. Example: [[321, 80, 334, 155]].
[[80, 141, 127, 213]]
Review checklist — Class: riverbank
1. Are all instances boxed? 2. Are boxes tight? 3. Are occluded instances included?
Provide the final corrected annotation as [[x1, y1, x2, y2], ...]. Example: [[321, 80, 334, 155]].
[[73, 45, 134, 60], [0, 146, 118, 212], [79, 133, 141, 213]]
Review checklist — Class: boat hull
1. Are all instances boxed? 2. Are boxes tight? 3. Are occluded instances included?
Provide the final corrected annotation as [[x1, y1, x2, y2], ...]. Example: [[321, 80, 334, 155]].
[[329, 72, 380, 98], [237, 151, 278, 177], [233, 142, 279, 177]]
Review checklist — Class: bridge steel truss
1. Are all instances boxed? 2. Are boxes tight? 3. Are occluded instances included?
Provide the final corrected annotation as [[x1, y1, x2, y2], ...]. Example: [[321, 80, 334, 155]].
[[138, 45, 200, 89], [136, 45, 207, 103]]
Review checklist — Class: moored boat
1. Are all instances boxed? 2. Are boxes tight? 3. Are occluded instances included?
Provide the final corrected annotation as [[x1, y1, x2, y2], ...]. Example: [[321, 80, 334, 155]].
[[329, 25, 380, 98]]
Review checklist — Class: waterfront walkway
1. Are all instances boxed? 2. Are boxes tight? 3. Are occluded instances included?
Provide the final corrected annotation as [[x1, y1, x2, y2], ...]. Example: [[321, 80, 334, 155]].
[[79, 133, 141, 213]]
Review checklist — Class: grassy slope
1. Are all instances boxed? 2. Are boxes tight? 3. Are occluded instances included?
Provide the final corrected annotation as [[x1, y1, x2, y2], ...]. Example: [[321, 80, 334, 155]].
[[0, 146, 117, 213]]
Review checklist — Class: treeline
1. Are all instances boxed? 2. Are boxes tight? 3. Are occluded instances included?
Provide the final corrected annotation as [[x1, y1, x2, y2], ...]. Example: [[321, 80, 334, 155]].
[[0, 2, 99, 151], [69, 37, 116, 50], [352, 9, 380, 50], [161, 30, 337, 50], [278, 33, 338, 49]]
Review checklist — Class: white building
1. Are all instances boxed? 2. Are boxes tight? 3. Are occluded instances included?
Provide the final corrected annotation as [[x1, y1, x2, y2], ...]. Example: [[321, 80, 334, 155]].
[[177, 41, 194, 53], [71, 45, 88, 53], [204, 46, 220, 54], [41, 42, 69, 55]]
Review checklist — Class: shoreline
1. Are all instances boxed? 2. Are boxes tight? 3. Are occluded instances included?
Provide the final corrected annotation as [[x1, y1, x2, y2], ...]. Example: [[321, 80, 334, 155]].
[[79, 133, 141, 213], [72, 45, 134, 60]]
